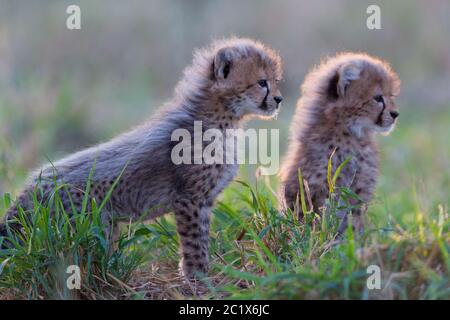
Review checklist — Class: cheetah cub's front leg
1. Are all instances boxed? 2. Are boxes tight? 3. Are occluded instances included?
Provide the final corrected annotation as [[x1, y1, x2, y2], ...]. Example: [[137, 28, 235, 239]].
[[174, 200, 210, 278]]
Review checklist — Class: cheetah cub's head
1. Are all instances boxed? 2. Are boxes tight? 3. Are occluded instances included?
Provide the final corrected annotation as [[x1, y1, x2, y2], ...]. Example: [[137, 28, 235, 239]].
[[209, 38, 283, 119], [308, 53, 401, 138]]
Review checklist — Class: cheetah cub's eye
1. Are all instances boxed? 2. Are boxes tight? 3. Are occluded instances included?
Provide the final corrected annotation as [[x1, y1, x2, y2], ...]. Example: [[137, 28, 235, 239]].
[[258, 79, 268, 88], [374, 95, 384, 104]]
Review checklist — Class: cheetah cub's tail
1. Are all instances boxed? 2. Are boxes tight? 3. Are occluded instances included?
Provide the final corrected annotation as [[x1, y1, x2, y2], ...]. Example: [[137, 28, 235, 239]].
[[0, 203, 21, 248], [0, 219, 9, 248]]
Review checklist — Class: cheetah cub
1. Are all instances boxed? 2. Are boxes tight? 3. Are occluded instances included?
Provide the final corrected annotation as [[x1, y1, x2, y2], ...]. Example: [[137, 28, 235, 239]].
[[1, 38, 283, 278], [280, 53, 400, 234]]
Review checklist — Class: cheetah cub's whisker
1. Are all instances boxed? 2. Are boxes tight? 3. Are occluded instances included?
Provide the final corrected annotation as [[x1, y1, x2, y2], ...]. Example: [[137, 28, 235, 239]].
[[1, 38, 283, 279], [280, 52, 400, 235]]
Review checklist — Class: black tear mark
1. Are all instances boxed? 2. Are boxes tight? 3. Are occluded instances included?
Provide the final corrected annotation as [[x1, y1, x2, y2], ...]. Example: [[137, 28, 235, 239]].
[[259, 86, 270, 109], [376, 102, 386, 126]]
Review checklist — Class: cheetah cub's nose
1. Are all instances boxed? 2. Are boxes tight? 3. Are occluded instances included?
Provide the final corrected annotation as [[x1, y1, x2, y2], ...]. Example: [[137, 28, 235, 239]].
[[274, 96, 283, 107], [390, 111, 399, 119]]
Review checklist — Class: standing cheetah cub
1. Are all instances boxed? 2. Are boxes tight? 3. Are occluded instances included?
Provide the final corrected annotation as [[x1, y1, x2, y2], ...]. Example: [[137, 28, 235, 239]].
[[1, 38, 283, 278], [280, 52, 400, 233]]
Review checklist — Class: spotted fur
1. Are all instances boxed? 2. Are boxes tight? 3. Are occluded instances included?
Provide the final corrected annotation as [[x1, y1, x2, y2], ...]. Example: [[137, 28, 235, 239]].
[[280, 52, 400, 234], [1, 38, 283, 278]]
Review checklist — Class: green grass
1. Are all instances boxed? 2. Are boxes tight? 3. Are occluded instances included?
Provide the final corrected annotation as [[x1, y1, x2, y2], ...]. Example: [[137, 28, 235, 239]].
[[1, 107, 449, 300], [0, 176, 145, 299]]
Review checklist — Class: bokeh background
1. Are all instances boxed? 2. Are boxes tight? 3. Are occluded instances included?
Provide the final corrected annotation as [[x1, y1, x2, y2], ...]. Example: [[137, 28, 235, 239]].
[[0, 0, 449, 223]]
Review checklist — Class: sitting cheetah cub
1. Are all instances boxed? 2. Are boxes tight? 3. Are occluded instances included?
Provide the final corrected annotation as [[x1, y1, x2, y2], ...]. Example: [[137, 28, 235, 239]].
[[280, 53, 400, 234], [1, 38, 283, 278]]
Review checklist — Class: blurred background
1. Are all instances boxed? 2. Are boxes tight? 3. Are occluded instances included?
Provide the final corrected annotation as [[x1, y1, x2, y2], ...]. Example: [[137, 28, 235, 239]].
[[0, 0, 449, 220]]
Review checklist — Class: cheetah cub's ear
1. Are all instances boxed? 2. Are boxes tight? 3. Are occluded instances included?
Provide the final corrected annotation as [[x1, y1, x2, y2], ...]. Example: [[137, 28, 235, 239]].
[[336, 62, 362, 97], [213, 47, 234, 80]]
